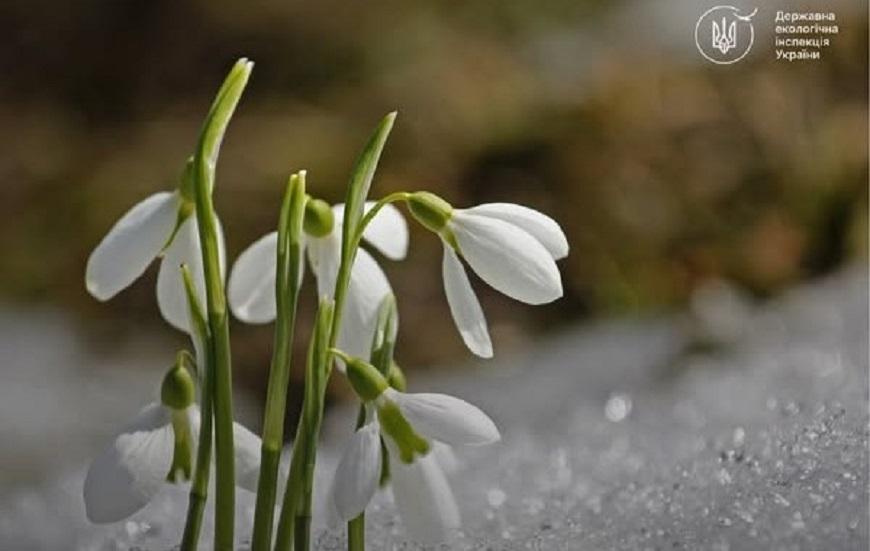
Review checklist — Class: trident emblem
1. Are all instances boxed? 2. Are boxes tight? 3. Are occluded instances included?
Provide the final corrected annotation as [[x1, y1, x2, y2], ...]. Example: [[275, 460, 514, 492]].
[[712, 16, 737, 54]]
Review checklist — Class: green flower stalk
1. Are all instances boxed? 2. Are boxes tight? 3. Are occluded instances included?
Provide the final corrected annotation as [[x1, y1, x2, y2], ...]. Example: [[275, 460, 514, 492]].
[[273, 112, 397, 551], [179, 265, 213, 551], [191, 57, 253, 550], [274, 298, 334, 551], [348, 294, 399, 551], [250, 172, 308, 551]]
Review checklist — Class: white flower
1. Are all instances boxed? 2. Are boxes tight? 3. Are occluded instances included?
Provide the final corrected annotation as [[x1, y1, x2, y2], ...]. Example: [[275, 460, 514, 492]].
[[228, 202, 408, 361], [85, 191, 225, 332], [442, 203, 568, 358], [328, 389, 499, 543], [82, 402, 262, 524]]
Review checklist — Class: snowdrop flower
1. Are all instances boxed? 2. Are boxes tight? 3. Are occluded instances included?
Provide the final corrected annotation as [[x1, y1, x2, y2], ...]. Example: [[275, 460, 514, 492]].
[[85, 170, 225, 332], [83, 357, 262, 524], [407, 192, 568, 358], [328, 356, 499, 543], [228, 199, 408, 361]]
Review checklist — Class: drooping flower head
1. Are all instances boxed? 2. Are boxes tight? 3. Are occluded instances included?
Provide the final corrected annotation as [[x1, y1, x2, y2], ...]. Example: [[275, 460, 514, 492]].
[[228, 198, 408, 362], [327, 355, 499, 543], [407, 192, 568, 358], [85, 160, 225, 332], [82, 351, 262, 524]]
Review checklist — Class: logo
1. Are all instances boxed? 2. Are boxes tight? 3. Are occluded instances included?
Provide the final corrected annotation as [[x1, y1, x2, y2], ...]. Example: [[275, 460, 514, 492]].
[[695, 6, 757, 64]]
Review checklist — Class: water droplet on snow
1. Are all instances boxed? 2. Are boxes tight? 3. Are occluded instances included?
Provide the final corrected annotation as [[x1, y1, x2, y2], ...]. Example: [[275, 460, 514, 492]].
[[604, 393, 632, 422]]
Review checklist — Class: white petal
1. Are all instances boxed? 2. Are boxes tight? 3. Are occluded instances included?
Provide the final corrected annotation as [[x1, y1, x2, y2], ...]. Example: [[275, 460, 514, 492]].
[[86, 192, 180, 301], [228, 232, 278, 323], [387, 388, 500, 446], [307, 232, 341, 300], [464, 203, 568, 259], [390, 452, 460, 544], [338, 248, 394, 362], [331, 202, 409, 260], [442, 244, 492, 358], [83, 403, 174, 523], [361, 202, 409, 260], [431, 442, 460, 474], [157, 216, 226, 332], [233, 420, 265, 493], [451, 212, 563, 305], [330, 422, 383, 522], [157, 217, 202, 332]]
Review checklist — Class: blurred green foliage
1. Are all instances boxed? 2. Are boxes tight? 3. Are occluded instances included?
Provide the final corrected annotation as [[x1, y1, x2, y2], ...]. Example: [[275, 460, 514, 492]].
[[0, 1, 866, 398]]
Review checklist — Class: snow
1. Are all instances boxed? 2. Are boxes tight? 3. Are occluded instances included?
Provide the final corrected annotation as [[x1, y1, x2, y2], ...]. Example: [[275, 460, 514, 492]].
[[0, 267, 866, 550]]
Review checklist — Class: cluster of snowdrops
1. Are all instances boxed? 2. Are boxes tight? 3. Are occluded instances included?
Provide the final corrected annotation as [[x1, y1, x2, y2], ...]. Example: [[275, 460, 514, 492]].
[[82, 59, 568, 551]]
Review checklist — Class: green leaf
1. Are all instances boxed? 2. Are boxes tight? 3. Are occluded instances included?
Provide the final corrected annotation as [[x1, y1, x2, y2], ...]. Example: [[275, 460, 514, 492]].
[[192, 57, 253, 315], [198, 58, 254, 174], [340, 111, 397, 261]]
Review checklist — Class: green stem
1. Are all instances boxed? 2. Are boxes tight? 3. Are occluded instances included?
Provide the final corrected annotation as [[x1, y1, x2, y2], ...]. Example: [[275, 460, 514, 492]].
[[355, 192, 410, 246], [192, 58, 253, 551], [274, 301, 334, 551], [180, 265, 213, 551], [251, 174, 307, 551], [274, 114, 396, 551], [278, 195, 403, 551], [347, 514, 365, 551], [346, 403, 367, 551]]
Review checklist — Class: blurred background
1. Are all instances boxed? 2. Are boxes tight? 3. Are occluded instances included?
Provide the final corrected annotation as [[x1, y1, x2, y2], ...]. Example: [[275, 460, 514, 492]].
[[0, 0, 866, 491]]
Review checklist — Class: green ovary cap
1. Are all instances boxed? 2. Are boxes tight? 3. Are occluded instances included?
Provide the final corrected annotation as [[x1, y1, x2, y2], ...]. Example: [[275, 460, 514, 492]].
[[387, 361, 407, 392], [304, 197, 334, 237], [408, 191, 453, 233], [345, 356, 389, 402], [377, 400, 430, 464], [161, 352, 196, 410]]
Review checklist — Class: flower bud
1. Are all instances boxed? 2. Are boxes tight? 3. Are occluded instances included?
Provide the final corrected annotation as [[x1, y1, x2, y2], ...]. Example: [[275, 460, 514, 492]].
[[345, 356, 389, 402], [161, 351, 196, 410], [408, 191, 453, 234], [303, 197, 335, 237], [377, 399, 430, 463]]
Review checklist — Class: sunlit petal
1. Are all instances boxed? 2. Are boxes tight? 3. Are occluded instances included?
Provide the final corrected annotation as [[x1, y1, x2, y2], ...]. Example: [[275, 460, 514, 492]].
[[330, 201, 409, 260], [86, 192, 180, 301], [338, 248, 394, 362], [451, 212, 562, 305], [83, 403, 175, 524], [157, 216, 226, 332], [463, 203, 568, 259], [233, 420, 266, 493], [390, 452, 460, 544], [442, 244, 492, 358], [307, 232, 341, 300], [386, 388, 500, 446], [360, 202, 409, 260], [228, 232, 278, 323], [431, 442, 460, 474], [330, 422, 383, 522]]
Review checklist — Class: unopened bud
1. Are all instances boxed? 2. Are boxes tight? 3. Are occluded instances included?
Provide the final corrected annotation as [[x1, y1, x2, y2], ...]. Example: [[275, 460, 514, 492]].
[[304, 197, 334, 237], [161, 351, 196, 410]]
